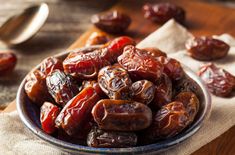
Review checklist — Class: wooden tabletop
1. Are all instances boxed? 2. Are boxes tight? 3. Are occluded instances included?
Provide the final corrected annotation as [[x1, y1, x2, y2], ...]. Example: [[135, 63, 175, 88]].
[[1, 0, 235, 155]]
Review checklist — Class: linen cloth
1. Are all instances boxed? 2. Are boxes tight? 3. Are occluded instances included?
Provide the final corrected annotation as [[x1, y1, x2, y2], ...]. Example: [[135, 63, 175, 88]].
[[1, 19, 235, 155]]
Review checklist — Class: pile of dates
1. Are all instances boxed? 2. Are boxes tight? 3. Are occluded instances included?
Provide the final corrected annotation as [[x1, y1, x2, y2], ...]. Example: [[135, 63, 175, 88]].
[[25, 36, 200, 148]]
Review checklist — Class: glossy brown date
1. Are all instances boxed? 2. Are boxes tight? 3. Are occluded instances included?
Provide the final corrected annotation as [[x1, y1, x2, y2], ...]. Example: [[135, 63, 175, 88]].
[[85, 32, 109, 46], [131, 80, 155, 105], [40, 57, 63, 75], [63, 48, 111, 79], [87, 127, 137, 148], [92, 99, 152, 131], [143, 3, 186, 24], [142, 47, 167, 58], [175, 92, 199, 124], [152, 73, 172, 109], [25, 70, 50, 106], [118, 45, 163, 82], [198, 63, 235, 97], [40, 102, 60, 134], [46, 70, 79, 106], [185, 36, 230, 61], [140, 101, 189, 144], [91, 10, 131, 34], [56, 87, 100, 135], [0, 51, 17, 75], [157, 56, 184, 81], [98, 65, 132, 100]]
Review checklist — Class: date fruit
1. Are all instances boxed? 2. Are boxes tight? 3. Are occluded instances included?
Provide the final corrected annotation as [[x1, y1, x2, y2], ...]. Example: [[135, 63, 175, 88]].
[[63, 48, 111, 79], [40, 102, 60, 134], [0, 51, 17, 75], [142, 47, 167, 58], [198, 63, 235, 97], [152, 73, 172, 108], [185, 36, 230, 61], [56, 87, 100, 135], [91, 10, 131, 34], [25, 70, 50, 106], [157, 56, 184, 81], [175, 92, 199, 124], [40, 57, 63, 75], [143, 3, 186, 24], [118, 45, 163, 81], [140, 101, 189, 144], [80, 80, 105, 97], [131, 80, 155, 105], [92, 99, 152, 131], [87, 127, 137, 148], [98, 65, 132, 100], [46, 70, 78, 106], [85, 32, 109, 46]]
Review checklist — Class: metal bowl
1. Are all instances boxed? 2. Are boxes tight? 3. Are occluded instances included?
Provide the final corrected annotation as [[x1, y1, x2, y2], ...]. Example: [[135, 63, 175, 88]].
[[16, 47, 211, 155]]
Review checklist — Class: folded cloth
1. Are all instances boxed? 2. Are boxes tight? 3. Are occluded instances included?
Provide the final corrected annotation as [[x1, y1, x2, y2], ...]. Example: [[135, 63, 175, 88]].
[[1, 19, 235, 155]]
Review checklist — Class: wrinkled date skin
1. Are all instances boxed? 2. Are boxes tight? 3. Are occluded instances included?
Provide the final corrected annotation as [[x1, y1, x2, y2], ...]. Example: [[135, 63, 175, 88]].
[[131, 80, 155, 105], [91, 10, 131, 34], [85, 32, 109, 47], [175, 92, 199, 124], [198, 63, 235, 97], [87, 127, 137, 148], [142, 47, 167, 58], [25, 70, 50, 106], [105, 36, 136, 63], [143, 3, 186, 24], [40, 102, 60, 134], [157, 56, 184, 81], [63, 48, 111, 79], [0, 51, 17, 75], [80, 80, 105, 97], [98, 65, 132, 100], [56, 87, 100, 135], [40, 57, 63, 75], [140, 101, 189, 144], [46, 70, 79, 106], [152, 73, 172, 109], [185, 36, 230, 61], [118, 45, 163, 82], [92, 99, 152, 131]]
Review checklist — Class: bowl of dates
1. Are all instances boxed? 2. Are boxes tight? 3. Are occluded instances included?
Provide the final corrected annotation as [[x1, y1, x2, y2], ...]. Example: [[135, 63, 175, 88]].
[[17, 37, 211, 154]]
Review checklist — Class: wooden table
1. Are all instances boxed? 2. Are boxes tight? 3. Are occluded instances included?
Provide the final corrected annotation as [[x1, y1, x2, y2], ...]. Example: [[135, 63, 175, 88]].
[[1, 0, 235, 155]]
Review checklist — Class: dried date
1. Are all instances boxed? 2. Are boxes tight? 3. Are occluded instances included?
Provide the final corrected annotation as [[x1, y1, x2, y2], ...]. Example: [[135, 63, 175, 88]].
[[91, 10, 131, 34], [98, 65, 132, 100], [198, 63, 235, 97], [175, 92, 199, 124], [0, 51, 17, 75], [143, 3, 186, 24], [92, 99, 152, 131], [185, 36, 230, 61], [140, 101, 189, 144], [152, 73, 172, 109], [131, 80, 155, 105], [56, 87, 100, 135], [118, 45, 163, 82], [87, 127, 137, 148], [40, 102, 60, 134], [25, 70, 50, 106], [40, 57, 63, 75], [142, 47, 167, 58], [157, 56, 184, 81], [46, 70, 79, 106], [85, 32, 109, 46], [80, 80, 105, 97]]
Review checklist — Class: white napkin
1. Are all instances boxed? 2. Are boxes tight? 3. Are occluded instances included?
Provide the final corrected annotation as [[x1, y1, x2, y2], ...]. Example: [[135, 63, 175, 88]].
[[1, 19, 235, 155]]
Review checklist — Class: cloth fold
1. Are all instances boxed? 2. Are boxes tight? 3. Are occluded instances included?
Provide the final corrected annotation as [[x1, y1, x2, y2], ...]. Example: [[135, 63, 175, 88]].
[[1, 19, 235, 155]]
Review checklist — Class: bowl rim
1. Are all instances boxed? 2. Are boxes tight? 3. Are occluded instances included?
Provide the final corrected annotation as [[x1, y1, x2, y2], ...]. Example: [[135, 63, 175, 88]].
[[16, 48, 212, 154]]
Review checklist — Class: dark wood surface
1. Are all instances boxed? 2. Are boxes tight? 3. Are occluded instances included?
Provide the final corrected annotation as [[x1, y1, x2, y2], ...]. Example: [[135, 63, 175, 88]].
[[2, 0, 235, 154]]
